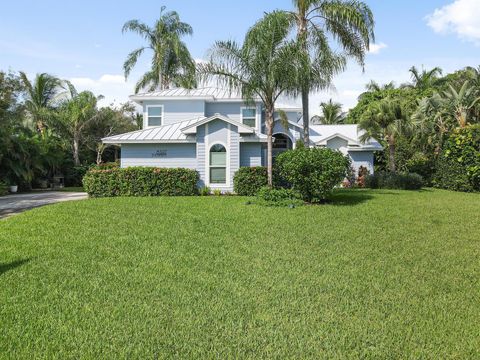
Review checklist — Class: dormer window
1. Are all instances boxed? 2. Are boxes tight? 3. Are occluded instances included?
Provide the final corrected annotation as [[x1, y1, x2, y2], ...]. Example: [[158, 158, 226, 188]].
[[147, 105, 163, 126], [241, 107, 256, 128]]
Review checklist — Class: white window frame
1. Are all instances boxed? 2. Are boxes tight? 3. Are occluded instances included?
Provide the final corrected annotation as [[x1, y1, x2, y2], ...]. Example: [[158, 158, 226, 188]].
[[146, 105, 164, 127], [240, 106, 257, 128], [208, 142, 228, 186]]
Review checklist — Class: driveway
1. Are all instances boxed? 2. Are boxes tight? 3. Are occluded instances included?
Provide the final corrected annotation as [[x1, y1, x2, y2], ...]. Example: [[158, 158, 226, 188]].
[[0, 191, 88, 219]]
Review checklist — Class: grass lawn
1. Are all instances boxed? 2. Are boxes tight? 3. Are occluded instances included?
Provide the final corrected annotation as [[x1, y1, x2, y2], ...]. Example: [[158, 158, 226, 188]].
[[0, 189, 479, 358]]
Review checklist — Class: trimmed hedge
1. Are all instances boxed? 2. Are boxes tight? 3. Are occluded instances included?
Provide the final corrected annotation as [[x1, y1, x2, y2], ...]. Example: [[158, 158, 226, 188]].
[[83, 167, 199, 197], [255, 186, 304, 207], [233, 166, 268, 196], [365, 172, 423, 190]]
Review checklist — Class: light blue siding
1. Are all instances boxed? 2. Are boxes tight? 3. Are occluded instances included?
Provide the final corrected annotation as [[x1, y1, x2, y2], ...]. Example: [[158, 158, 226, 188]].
[[196, 125, 206, 188], [240, 143, 262, 167], [143, 100, 205, 127], [349, 151, 375, 174], [120, 143, 197, 169]]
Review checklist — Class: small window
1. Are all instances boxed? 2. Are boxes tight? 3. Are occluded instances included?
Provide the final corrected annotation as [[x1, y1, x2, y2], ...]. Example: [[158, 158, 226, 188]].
[[147, 106, 163, 126], [210, 144, 226, 184], [241, 108, 256, 128]]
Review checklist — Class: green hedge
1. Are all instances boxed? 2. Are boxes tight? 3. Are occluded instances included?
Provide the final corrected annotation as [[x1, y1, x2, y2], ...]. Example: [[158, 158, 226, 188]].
[[365, 172, 423, 190], [83, 167, 199, 197], [434, 125, 480, 192], [233, 167, 268, 196]]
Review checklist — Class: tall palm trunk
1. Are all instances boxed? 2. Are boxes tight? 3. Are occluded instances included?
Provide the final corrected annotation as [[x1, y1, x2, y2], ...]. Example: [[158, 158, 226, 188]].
[[387, 136, 396, 172], [73, 134, 81, 166], [301, 86, 310, 145], [266, 106, 275, 187], [297, 17, 310, 146]]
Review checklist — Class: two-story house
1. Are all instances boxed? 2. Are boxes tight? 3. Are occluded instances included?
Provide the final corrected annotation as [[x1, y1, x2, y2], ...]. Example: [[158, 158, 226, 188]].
[[103, 87, 382, 191]]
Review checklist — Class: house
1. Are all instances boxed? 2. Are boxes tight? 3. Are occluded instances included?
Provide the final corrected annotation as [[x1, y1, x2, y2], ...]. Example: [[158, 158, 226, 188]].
[[103, 87, 382, 191]]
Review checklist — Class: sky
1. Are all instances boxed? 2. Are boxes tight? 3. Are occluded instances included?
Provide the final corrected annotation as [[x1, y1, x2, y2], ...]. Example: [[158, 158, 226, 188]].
[[1, 0, 480, 115]]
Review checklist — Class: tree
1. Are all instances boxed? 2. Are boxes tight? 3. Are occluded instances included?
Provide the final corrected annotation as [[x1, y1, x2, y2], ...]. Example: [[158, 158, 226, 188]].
[[85, 104, 137, 164], [57, 85, 104, 166], [403, 66, 443, 91], [122, 6, 196, 93], [198, 11, 300, 186], [19, 72, 62, 135], [282, 0, 375, 145], [359, 98, 411, 172], [311, 99, 345, 124]]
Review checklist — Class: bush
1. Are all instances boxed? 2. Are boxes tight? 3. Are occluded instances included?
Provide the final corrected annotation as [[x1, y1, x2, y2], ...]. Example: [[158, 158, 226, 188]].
[[405, 153, 435, 185], [83, 167, 199, 197], [0, 180, 7, 196], [255, 186, 304, 207], [64, 165, 90, 187], [275, 148, 350, 202], [233, 166, 268, 196], [365, 172, 423, 190], [433, 125, 480, 192]]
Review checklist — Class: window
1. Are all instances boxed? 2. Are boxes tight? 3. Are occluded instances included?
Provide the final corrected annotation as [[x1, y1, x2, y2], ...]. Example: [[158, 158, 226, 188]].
[[241, 107, 256, 128], [209, 144, 226, 184], [147, 106, 163, 126]]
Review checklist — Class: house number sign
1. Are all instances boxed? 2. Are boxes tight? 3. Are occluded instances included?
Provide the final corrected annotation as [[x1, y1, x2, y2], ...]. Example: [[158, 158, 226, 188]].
[[152, 149, 167, 158]]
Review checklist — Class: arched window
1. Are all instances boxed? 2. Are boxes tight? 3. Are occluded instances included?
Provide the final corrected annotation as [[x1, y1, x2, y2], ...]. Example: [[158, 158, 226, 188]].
[[210, 144, 226, 184]]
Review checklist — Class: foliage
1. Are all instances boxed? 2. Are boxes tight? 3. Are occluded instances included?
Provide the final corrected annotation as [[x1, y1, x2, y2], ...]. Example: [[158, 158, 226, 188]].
[[83, 167, 199, 197], [255, 186, 303, 207], [365, 172, 423, 190], [199, 186, 211, 196], [64, 165, 90, 187], [433, 125, 480, 192], [311, 99, 345, 124], [233, 166, 268, 196], [275, 148, 350, 202], [0, 180, 7, 195], [122, 6, 196, 92]]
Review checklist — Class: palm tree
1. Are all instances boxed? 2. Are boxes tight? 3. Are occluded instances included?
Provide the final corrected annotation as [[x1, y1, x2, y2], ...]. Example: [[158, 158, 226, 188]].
[[311, 99, 345, 124], [122, 6, 196, 93], [364, 80, 396, 92], [441, 81, 479, 128], [19, 72, 62, 135], [359, 98, 410, 172], [282, 0, 375, 145], [198, 11, 300, 186], [404, 66, 443, 90], [57, 84, 104, 165]]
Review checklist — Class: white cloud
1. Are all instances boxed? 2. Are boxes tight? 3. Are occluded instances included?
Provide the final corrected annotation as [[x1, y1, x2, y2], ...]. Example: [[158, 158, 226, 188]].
[[426, 0, 480, 44], [69, 74, 133, 107], [368, 42, 388, 54]]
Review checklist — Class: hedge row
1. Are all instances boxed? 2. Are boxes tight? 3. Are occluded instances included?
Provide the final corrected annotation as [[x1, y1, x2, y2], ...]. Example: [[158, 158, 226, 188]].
[[83, 167, 199, 197], [365, 172, 423, 190], [233, 167, 268, 196]]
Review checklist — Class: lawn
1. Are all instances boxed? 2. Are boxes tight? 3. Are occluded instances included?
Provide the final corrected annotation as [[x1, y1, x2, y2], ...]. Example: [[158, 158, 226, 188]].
[[0, 189, 479, 358]]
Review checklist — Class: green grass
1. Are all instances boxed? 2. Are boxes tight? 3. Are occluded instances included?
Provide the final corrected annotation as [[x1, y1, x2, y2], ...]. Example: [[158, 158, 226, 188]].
[[0, 189, 479, 358]]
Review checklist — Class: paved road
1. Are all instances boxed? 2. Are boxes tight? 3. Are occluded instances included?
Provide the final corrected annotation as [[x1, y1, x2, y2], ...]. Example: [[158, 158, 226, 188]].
[[0, 192, 88, 219]]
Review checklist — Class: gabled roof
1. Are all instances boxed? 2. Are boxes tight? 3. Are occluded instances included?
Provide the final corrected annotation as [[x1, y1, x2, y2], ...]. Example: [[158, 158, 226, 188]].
[[310, 124, 383, 150], [181, 114, 255, 134]]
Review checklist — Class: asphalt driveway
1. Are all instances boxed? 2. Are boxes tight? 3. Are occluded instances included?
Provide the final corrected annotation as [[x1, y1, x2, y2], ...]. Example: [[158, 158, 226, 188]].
[[0, 192, 88, 219]]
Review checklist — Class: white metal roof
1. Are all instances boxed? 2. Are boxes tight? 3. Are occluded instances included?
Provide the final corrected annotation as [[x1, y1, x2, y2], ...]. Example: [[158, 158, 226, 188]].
[[310, 124, 382, 150], [130, 87, 259, 102]]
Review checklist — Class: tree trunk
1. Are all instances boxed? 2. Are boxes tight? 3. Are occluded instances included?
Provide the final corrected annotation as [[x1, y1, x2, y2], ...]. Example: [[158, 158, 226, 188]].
[[388, 139, 396, 172], [301, 86, 310, 146], [266, 107, 274, 187], [73, 135, 80, 166]]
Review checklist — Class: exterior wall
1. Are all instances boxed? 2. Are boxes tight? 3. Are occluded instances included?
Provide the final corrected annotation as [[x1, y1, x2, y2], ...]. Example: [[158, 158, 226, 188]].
[[205, 102, 263, 133], [143, 100, 205, 128], [240, 143, 262, 167], [349, 151, 375, 175], [120, 143, 197, 169], [326, 137, 349, 155], [196, 119, 240, 192]]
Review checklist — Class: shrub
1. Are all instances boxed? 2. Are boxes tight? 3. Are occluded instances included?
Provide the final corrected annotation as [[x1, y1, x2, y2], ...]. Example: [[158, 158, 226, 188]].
[[233, 166, 268, 196], [0, 180, 7, 196], [255, 186, 303, 207], [356, 166, 370, 188], [405, 153, 434, 185], [83, 167, 199, 197], [365, 172, 423, 190], [275, 148, 350, 202], [64, 165, 90, 187], [199, 186, 211, 196], [433, 125, 480, 192]]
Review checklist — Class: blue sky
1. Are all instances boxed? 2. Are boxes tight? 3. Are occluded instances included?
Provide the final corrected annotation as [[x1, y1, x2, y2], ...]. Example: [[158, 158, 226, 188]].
[[1, 0, 479, 113]]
